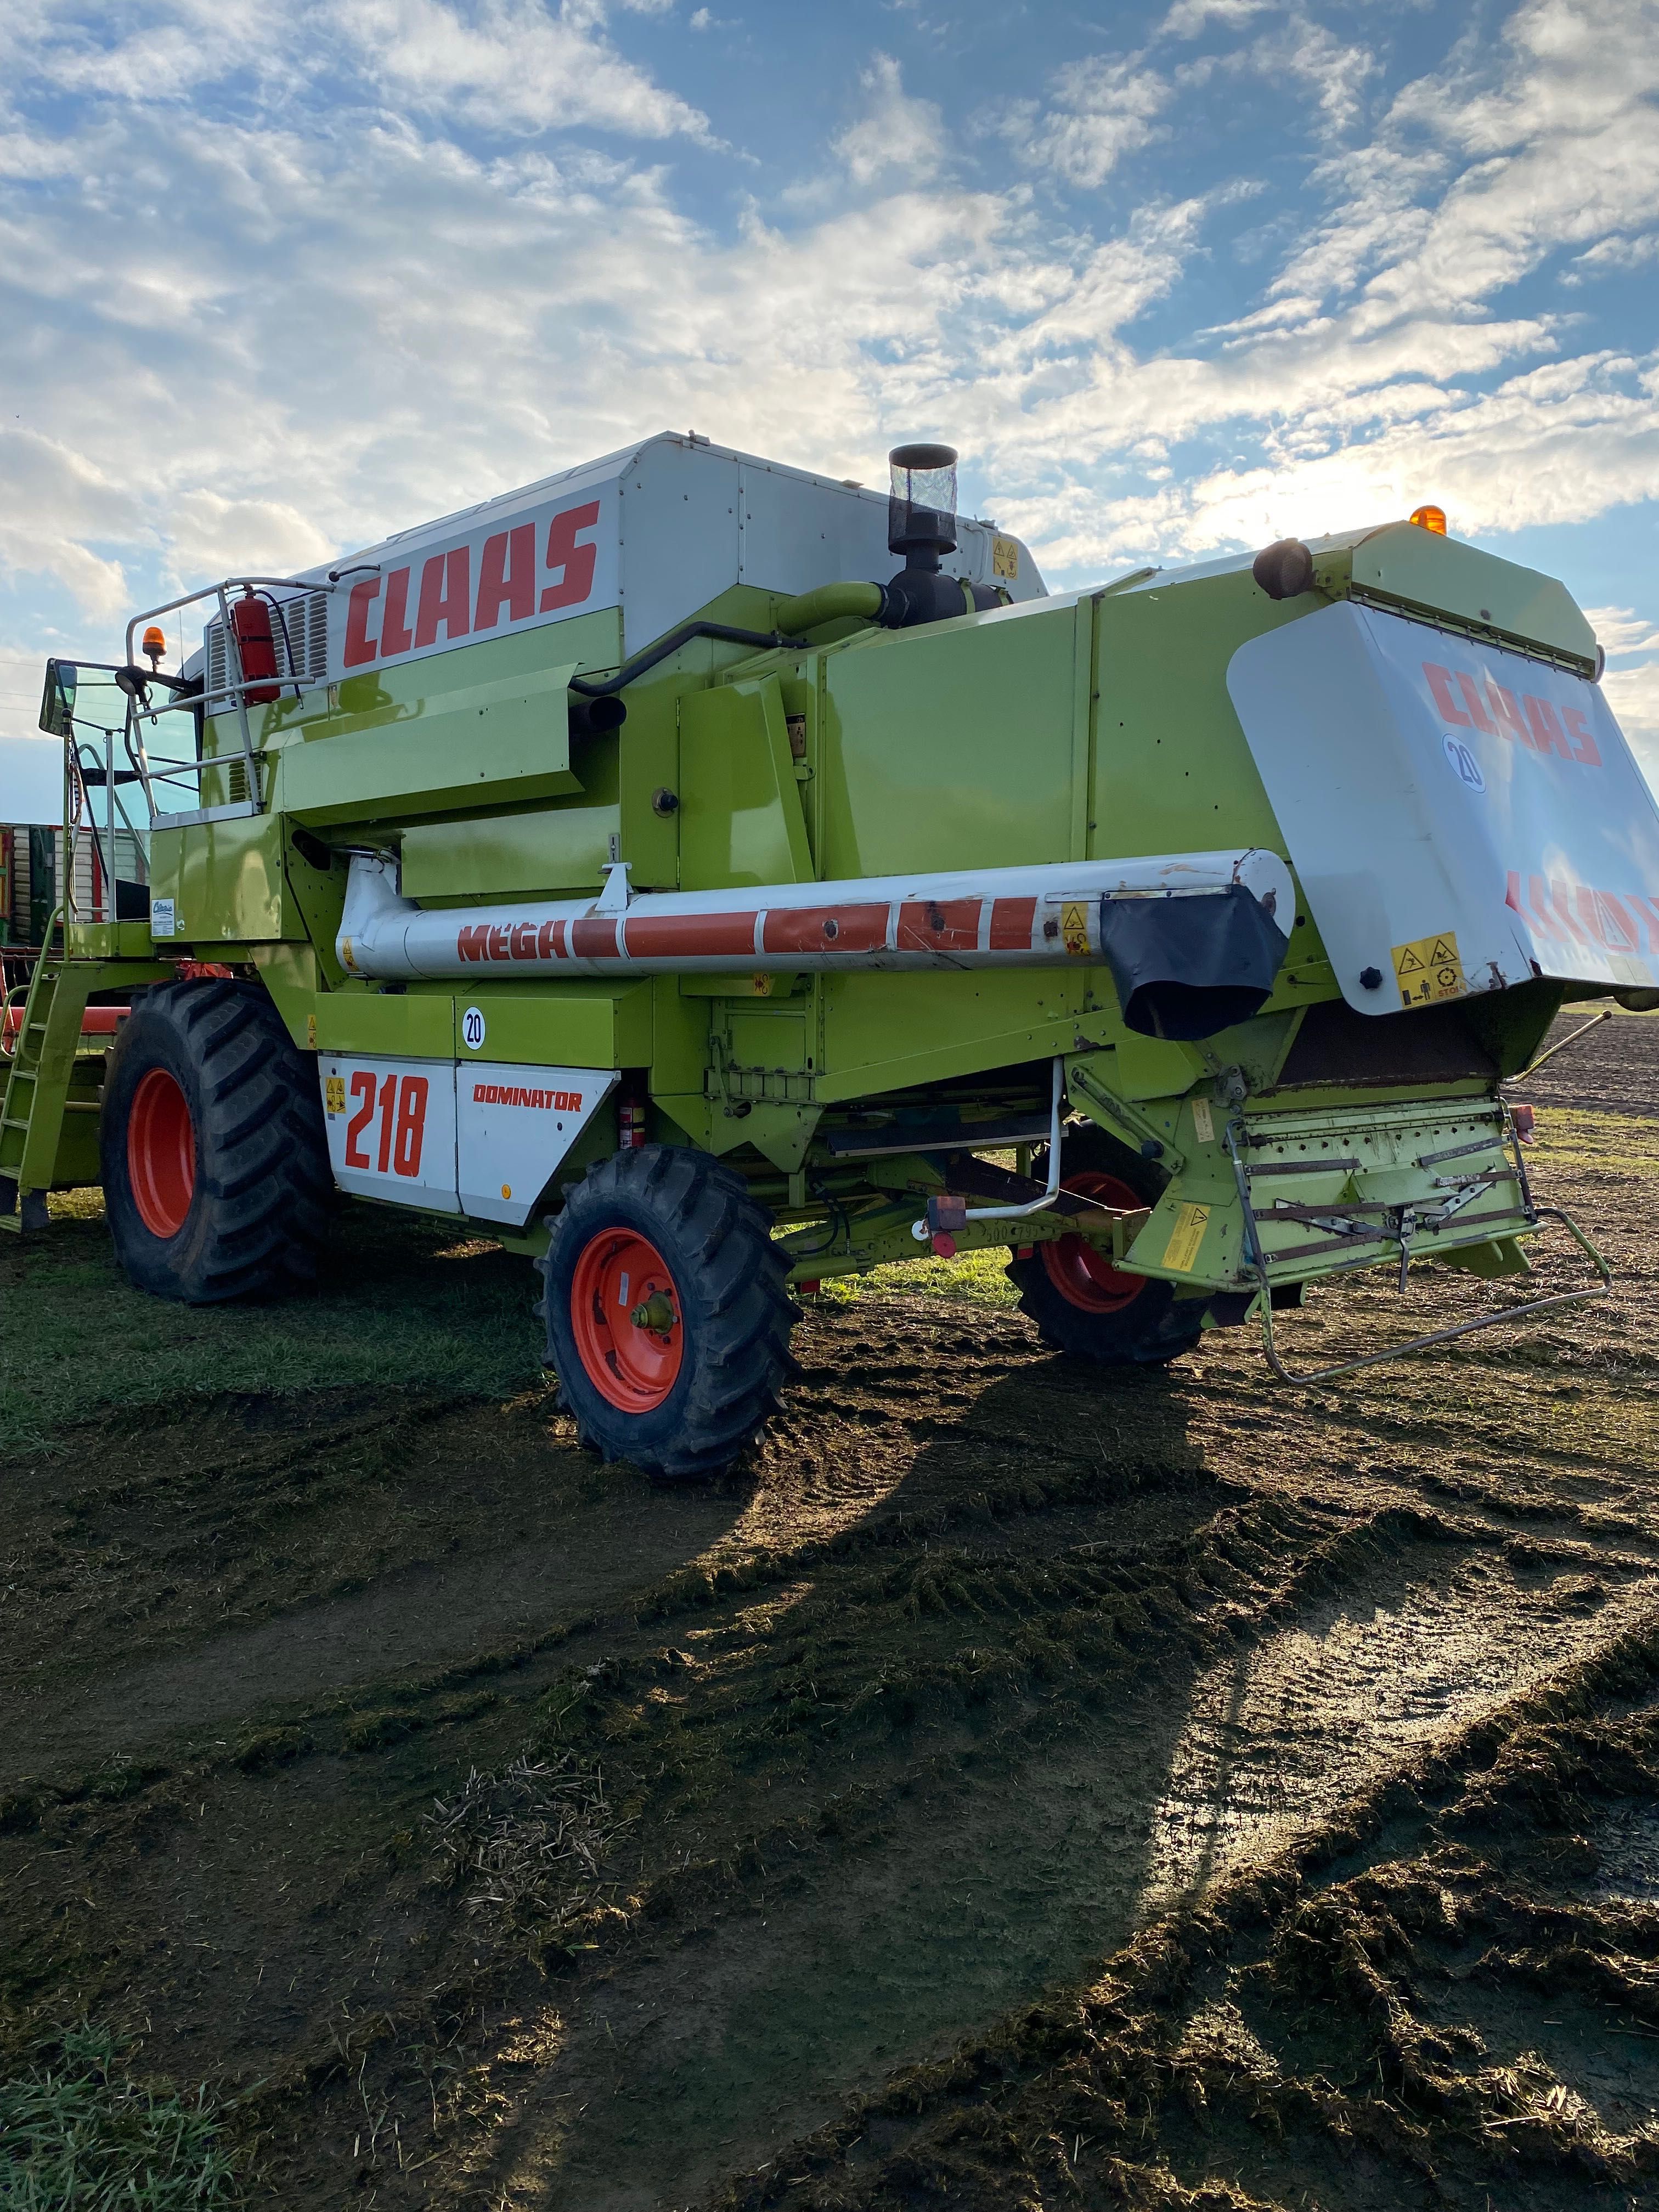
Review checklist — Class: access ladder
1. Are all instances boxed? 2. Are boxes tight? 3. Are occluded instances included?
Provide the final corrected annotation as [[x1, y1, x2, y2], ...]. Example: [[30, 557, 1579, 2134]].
[[0, 936, 100, 1233]]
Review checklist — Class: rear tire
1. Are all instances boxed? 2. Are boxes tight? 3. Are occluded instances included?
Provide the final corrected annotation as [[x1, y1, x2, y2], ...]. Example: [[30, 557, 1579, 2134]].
[[540, 1145, 799, 1478], [1005, 1124, 1201, 1366], [101, 980, 331, 1302]]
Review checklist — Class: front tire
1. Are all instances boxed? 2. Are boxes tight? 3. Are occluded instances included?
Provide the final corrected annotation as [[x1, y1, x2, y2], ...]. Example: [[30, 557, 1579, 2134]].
[[540, 1145, 799, 1478], [1006, 1124, 1201, 1366], [101, 980, 331, 1302]]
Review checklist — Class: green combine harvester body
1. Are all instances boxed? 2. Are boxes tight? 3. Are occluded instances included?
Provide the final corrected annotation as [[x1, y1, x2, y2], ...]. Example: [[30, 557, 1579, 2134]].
[[8, 434, 1656, 1470]]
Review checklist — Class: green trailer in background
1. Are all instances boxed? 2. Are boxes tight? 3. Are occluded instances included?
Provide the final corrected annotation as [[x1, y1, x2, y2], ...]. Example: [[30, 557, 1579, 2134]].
[[6, 436, 1656, 1473]]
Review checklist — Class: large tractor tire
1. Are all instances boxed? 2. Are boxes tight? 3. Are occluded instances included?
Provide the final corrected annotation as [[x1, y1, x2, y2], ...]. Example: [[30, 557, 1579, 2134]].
[[539, 1144, 799, 1479], [1006, 1123, 1203, 1367], [101, 979, 331, 1303]]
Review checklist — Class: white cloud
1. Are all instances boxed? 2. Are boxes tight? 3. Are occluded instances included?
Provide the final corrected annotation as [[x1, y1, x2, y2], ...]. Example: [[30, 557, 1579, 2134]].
[[332, 0, 719, 142], [1584, 605, 1659, 660], [0, 431, 138, 617], [1582, 602, 1659, 787], [1160, 0, 1274, 36], [1177, 17, 1378, 143], [1009, 56, 1171, 190], [1565, 230, 1659, 281], [832, 54, 947, 188], [1267, 0, 1659, 335]]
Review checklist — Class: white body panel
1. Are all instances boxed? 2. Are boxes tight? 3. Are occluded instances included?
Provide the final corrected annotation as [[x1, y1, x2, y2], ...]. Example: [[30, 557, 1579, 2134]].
[[456, 1063, 617, 1225], [1227, 602, 1659, 1011], [238, 435, 1048, 686], [336, 849, 1293, 983], [319, 1054, 614, 1226], [319, 1053, 461, 1213]]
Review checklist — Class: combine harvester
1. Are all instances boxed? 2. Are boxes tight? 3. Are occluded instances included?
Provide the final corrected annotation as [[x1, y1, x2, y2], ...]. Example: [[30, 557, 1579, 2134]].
[[6, 437, 1657, 1472]]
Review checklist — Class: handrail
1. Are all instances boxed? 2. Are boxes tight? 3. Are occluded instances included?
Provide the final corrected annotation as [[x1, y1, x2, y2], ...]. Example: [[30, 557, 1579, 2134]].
[[122, 574, 337, 669]]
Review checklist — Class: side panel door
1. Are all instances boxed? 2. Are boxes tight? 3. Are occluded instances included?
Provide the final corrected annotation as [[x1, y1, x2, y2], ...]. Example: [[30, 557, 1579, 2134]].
[[455, 1063, 618, 1226], [319, 1055, 460, 1213]]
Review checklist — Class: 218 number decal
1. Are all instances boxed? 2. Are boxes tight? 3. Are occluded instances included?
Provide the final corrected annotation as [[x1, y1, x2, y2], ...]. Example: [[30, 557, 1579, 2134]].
[[344, 1070, 429, 1178]]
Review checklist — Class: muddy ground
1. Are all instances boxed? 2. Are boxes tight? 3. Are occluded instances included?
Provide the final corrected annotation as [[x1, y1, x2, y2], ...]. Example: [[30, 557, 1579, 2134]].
[[2, 1006, 1657, 2210]]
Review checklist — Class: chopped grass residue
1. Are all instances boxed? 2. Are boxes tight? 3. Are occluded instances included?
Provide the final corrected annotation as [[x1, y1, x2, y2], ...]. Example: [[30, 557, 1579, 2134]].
[[0, 2024, 240, 2209], [814, 1244, 1020, 1308], [0, 1196, 542, 1454], [1527, 1104, 1659, 1178]]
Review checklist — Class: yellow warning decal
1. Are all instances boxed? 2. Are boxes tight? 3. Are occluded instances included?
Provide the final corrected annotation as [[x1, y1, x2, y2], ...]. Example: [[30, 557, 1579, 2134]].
[[1061, 901, 1090, 956], [992, 533, 1020, 580], [1163, 1201, 1210, 1274], [324, 1074, 345, 1116], [1391, 928, 1466, 1009], [750, 973, 774, 997], [306, 1013, 318, 1051]]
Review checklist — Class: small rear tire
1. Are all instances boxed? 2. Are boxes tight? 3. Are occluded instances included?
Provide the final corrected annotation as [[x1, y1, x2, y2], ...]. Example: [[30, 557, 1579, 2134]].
[[540, 1144, 799, 1478], [101, 979, 331, 1302], [1006, 1124, 1201, 1366]]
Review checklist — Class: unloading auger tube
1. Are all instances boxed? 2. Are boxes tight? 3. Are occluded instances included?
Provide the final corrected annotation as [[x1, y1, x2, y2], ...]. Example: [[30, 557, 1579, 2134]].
[[336, 848, 1295, 1039]]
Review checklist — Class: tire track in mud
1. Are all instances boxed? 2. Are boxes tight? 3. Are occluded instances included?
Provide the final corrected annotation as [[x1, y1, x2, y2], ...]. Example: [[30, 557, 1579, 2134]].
[[447, 1515, 1657, 2212], [709, 1609, 1659, 2212]]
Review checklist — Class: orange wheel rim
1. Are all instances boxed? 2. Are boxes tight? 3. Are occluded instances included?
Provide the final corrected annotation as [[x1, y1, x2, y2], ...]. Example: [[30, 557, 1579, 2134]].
[[1040, 1169, 1149, 1314], [128, 1067, 195, 1238], [570, 1228, 684, 1412]]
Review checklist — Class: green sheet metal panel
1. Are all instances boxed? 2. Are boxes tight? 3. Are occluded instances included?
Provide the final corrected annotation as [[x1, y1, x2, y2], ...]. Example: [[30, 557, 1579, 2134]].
[[819, 602, 1080, 878], [400, 802, 619, 900], [453, 980, 653, 1069], [678, 681, 811, 889], [1091, 573, 1295, 871], [312, 987, 456, 1059], [277, 664, 583, 827], [148, 814, 295, 945], [1323, 524, 1596, 666]]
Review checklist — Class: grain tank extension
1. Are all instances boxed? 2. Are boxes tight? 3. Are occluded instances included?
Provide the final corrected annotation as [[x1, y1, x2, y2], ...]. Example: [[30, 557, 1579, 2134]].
[[10, 435, 1656, 1472]]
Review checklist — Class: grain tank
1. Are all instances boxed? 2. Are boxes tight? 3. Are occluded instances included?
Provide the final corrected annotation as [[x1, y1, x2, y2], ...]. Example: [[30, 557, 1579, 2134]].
[[9, 435, 1657, 1472]]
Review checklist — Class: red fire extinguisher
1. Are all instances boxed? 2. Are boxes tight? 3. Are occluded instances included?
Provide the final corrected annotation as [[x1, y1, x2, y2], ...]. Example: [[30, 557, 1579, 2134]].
[[229, 588, 283, 705]]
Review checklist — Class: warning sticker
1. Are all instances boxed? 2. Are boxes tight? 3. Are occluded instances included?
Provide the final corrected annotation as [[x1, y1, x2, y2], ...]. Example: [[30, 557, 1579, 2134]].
[[1191, 1098, 1215, 1144], [1163, 1201, 1210, 1274], [1061, 901, 1091, 957], [1391, 928, 1466, 1009], [324, 1074, 345, 1116], [992, 534, 1020, 580]]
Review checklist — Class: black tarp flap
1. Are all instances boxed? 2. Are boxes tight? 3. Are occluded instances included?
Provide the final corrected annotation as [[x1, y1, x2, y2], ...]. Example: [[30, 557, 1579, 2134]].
[[1098, 884, 1290, 1041]]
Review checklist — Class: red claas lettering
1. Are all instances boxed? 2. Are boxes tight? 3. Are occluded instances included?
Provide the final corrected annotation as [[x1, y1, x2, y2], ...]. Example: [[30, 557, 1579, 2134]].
[[1425, 661, 1601, 768], [415, 548, 471, 649], [343, 577, 381, 668], [1562, 705, 1601, 765], [380, 567, 415, 657], [1425, 664, 1468, 724], [474, 524, 537, 630], [542, 503, 600, 612]]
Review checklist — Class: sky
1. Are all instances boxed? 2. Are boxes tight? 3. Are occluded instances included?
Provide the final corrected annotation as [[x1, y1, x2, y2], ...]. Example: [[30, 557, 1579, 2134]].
[[1, 0, 1656, 819]]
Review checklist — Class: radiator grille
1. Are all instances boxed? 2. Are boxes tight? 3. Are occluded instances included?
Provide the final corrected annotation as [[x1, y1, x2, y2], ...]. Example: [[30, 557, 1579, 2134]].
[[205, 589, 330, 702]]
